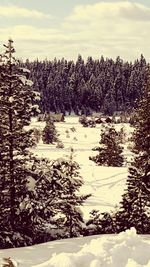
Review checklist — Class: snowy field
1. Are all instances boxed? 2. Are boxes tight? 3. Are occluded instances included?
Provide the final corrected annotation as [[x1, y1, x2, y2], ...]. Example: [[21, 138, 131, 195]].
[[1, 116, 149, 267], [31, 116, 131, 218]]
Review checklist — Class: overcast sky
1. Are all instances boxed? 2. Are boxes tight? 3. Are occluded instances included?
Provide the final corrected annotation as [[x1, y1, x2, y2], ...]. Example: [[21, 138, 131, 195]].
[[0, 0, 150, 61]]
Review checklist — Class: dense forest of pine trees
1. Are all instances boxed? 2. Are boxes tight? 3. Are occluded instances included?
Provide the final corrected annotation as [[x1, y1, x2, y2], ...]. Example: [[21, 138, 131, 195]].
[[23, 54, 148, 115]]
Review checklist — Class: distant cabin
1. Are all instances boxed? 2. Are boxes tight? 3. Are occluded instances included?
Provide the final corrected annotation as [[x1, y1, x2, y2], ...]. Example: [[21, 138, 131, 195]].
[[95, 117, 103, 124], [113, 111, 123, 117], [92, 112, 104, 118], [38, 113, 65, 122], [93, 116, 112, 124], [49, 113, 65, 122]]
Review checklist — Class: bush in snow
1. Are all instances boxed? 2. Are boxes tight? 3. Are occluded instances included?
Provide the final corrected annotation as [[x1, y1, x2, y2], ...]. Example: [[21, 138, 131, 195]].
[[79, 115, 88, 127], [56, 140, 64, 149], [70, 126, 76, 132], [79, 115, 96, 128], [85, 210, 116, 235]]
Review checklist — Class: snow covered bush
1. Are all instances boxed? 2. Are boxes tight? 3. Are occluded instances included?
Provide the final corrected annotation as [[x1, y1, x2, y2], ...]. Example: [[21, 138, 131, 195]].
[[56, 140, 64, 149], [85, 210, 116, 235]]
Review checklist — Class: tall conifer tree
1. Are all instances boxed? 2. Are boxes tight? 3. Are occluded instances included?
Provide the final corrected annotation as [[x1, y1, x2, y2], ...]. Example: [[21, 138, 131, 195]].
[[116, 68, 150, 233], [0, 39, 39, 247]]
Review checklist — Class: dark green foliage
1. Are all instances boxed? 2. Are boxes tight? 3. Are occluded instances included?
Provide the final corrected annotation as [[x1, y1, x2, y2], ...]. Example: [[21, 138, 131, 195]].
[[24, 150, 90, 242], [118, 127, 126, 144], [90, 126, 124, 167], [0, 39, 40, 247], [79, 115, 96, 128], [42, 120, 58, 144], [85, 210, 116, 235], [21, 54, 148, 115], [79, 115, 88, 126], [116, 70, 150, 233], [32, 128, 41, 143], [49, 149, 91, 238]]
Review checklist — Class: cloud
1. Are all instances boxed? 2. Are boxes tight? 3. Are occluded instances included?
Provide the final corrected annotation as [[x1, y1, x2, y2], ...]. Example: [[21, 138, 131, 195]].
[[0, 5, 51, 18], [65, 2, 150, 22], [0, 2, 150, 61], [61, 1, 150, 60]]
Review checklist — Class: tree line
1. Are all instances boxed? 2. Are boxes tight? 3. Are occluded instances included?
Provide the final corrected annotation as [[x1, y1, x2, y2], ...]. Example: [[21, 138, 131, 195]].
[[23, 54, 148, 115]]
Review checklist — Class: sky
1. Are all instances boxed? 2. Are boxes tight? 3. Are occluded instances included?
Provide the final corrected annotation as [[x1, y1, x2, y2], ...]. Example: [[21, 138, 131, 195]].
[[0, 0, 150, 61]]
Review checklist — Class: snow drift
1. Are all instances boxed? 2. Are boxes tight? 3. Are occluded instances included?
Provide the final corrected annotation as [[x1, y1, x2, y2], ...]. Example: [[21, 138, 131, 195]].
[[33, 228, 150, 267]]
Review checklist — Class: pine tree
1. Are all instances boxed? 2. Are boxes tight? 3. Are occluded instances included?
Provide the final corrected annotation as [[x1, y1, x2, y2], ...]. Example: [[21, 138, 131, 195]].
[[27, 149, 91, 241], [0, 39, 41, 247], [42, 119, 58, 144], [85, 209, 116, 235], [50, 149, 91, 238], [85, 210, 102, 235], [90, 126, 124, 167], [117, 70, 150, 233]]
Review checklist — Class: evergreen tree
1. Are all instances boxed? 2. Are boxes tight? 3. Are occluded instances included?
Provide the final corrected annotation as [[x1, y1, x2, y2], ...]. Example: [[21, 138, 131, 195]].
[[90, 126, 124, 167], [116, 70, 150, 233], [50, 149, 91, 237], [27, 149, 91, 241], [0, 39, 40, 247], [42, 119, 58, 144]]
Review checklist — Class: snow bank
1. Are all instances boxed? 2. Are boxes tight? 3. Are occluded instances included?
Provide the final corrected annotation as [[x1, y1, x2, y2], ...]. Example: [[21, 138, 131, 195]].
[[33, 228, 150, 267]]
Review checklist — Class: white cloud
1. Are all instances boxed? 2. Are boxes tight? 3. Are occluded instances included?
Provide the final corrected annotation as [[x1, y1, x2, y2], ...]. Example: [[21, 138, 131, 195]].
[[65, 2, 150, 22], [62, 1, 150, 60], [0, 5, 51, 18], [0, 2, 150, 61]]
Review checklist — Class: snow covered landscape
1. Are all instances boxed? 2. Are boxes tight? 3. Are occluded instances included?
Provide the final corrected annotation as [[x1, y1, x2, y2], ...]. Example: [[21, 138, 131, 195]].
[[31, 116, 130, 218], [0, 1, 150, 266], [1, 117, 149, 267]]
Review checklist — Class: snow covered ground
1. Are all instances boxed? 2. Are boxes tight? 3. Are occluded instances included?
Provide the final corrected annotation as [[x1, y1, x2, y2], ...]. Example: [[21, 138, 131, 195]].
[[0, 228, 150, 267], [31, 116, 131, 219], [1, 116, 149, 267]]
